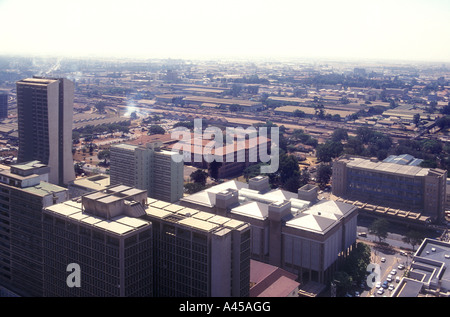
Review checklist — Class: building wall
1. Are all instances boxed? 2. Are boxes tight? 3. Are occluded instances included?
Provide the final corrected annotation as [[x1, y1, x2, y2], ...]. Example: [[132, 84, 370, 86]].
[[110, 145, 136, 187], [16, 78, 75, 186], [0, 93, 8, 119], [42, 212, 153, 297], [333, 156, 447, 221], [111, 145, 183, 203], [1, 183, 67, 297]]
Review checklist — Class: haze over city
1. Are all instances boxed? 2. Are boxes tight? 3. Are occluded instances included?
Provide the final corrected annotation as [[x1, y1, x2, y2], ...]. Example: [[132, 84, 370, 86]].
[[0, 0, 449, 62]]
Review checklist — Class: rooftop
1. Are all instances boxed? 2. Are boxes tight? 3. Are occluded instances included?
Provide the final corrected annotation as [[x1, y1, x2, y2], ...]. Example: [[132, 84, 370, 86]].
[[145, 196, 249, 234], [340, 155, 436, 177], [45, 199, 149, 236], [181, 178, 357, 235]]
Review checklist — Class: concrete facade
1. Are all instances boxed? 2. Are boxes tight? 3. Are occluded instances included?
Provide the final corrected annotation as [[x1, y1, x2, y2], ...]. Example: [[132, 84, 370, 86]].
[[0, 162, 68, 297], [110, 142, 184, 203], [16, 77, 75, 186], [333, 155, 447, 223], [179, 176, 358, 285]]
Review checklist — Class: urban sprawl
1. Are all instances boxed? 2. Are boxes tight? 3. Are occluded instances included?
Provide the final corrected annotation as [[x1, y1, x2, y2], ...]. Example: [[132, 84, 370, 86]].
[[0, 56, 449, 298]]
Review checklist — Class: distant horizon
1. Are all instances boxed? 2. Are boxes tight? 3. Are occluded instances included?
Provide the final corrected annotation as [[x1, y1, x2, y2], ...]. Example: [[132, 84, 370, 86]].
[[1, 51, 449, 66], [1, 0, 449, 64]]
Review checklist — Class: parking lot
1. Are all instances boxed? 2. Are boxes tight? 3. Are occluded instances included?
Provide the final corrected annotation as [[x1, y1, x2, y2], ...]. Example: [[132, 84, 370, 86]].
[[361, 244, 411, 297]]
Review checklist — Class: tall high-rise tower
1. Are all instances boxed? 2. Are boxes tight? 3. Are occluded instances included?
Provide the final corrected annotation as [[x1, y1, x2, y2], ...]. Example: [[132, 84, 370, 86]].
[[16, 77, 75, 186]]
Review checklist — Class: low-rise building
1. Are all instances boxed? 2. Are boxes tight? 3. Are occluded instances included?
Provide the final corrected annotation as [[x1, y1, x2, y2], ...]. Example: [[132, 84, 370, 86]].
[[333, 155, 447, 224], [179, 176, 358, 289], [392, 238, 450, 297]]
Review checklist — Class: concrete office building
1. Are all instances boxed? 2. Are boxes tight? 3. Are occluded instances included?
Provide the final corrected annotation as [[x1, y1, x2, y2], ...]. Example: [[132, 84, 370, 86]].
[[0, 91, 8, 119], [332, 155, 447, 223], [179, 176, 358, 288], [42, 185, 153, 297], [0, 161, 68, 297], [392, 238, 450, 297], [16, 77, 75, 186], [42, 184, 250, 297], [110, 142, 184, 203], [144, 198, 251, 297]]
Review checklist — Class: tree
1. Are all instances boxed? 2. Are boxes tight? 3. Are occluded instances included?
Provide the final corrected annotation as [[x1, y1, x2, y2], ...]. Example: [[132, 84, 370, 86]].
[[316, 141, 343, 162], [184, 182, 205, 194], [293, 109, 305, 117], [344, 136, 364, 156], [95, 101, 107, 114], [229, 104, 241, 112], [148, 125, 166, 135], [97, 149, 110, 161], [341, 242, 372, 285], [208, 161, 222, 180], [369, 218, 390, 243], [331, 128, 348, 142], [283, 172, 301, 193], [190, 169, 208, 186], [333, 271, 353, 296], [402, 230, 424, 251], [316, 163, 332, 189], [279, 154, 300, 184], [299, 168, 310, 187]]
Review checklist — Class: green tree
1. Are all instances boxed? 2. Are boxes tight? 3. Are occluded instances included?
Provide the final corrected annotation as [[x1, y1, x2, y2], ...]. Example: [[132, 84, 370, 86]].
[[148, 125, 166, 135], [97, 149, 110, 161], [402, 230, 424, 251], [333, 271, 353, 296], [369, 218, 390, 243], [283, 173, 301, 193], [316, 141, 343, 162], [342, 242, 372, 285], [316, 163, 332, 189], [190, 169, 208, 187], [95, 101, 107, 114], [208, 161, 223, 180], [331, 128, 348, 142], [184, 182, 205, 194]]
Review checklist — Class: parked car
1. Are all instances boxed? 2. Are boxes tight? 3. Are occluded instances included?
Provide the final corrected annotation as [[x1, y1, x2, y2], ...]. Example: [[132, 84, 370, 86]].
[[388, 284, 395, 291], [377, 289, 384, 295], [398, 264, 405, 270], [376, 281, 381, 288], [390, 269, 397, 275], [395, 276, 401, 283], [381, 257, 386, 263]]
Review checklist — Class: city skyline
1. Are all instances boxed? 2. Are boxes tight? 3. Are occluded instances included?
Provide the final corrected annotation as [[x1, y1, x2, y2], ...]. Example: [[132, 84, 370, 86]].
[[0, 0, 449, 63]]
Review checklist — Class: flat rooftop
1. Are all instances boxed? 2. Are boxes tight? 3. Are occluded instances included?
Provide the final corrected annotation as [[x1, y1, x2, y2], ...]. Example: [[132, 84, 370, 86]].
[[45, 200, 149, 236], [145, 197, 249, 234], [342, 156, 432, 177]]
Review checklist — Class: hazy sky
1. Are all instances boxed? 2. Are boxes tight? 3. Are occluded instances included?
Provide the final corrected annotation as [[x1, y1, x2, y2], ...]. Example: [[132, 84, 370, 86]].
[[0, 0, 449, 62]]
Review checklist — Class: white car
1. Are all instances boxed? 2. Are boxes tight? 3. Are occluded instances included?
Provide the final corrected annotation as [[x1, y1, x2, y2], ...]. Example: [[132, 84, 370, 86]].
[[381, 257, 386, 263], [390, 269, 397, 275], [398, 264, 405, 270], [387, 274, 392, 282], [377, 289, 384, 295], [395, 276, 401, 283], [376, 281, 381, 288], [388, 284, 395, 291]]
